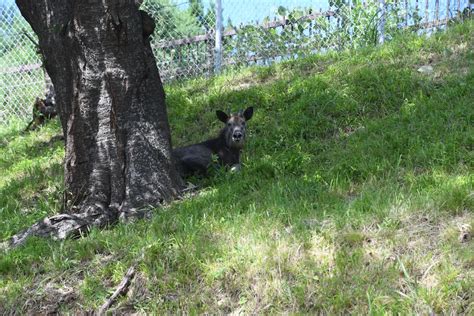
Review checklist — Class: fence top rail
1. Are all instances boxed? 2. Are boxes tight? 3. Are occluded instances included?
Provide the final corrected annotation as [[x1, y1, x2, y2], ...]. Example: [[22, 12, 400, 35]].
[[155, 10, 337, 49], [0, 63, 42, 75]]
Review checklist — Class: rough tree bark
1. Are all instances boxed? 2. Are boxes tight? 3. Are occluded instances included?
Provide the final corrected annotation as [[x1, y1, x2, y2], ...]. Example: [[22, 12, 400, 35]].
[[8, 0, 182, 247]]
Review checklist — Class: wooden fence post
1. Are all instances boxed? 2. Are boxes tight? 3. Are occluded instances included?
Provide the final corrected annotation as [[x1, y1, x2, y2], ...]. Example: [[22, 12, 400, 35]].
[[378, 0, 386, 44], [425, 0, 430, 24], [435, 0, 440, 26], [405, 0, 409, 27], [446, 0, 451, 22], [214, 0, 223, 73]]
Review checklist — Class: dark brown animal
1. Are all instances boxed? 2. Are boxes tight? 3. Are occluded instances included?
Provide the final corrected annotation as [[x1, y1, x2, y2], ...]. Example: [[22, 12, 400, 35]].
[[173, 107, 254, 176], [24, 97, 57, 131], [140, 10, 155, 39]]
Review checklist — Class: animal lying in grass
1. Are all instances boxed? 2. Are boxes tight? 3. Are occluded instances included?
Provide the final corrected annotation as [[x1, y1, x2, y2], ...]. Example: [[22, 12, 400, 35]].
[[173, 107, 254, 176]]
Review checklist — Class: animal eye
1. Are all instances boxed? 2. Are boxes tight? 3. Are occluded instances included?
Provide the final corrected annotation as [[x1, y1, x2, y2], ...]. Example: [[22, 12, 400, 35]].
[[242, 122, 246, 126], [227, 122, 232, 126]]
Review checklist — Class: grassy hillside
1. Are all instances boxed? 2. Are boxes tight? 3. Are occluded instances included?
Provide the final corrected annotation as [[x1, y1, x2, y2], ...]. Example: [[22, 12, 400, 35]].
[[1, 20, 473, 314]]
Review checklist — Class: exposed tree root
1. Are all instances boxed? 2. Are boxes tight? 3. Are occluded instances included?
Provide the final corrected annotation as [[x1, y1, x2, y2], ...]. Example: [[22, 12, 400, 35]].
[[4, 207, 118, 249], [1, 183, 196, 251]]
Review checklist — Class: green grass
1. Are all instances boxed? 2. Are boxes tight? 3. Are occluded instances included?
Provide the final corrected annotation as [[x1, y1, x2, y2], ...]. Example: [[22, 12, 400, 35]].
[[1, 20, 473, 314]]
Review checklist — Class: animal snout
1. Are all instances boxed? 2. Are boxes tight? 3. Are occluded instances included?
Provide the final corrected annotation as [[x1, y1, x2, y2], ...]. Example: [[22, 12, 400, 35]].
[[233, 131, 243, 141]]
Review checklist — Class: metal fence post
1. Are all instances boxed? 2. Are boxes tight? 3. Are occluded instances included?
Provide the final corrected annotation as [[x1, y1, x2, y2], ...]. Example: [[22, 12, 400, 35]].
[[214, 0, 223, 73], [378, 0, 386, 44]]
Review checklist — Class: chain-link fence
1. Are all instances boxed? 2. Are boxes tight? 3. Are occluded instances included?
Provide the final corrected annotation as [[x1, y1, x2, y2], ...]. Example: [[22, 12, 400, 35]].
[[0, 4, 45, 123], [0, 0, 472, 123], [146, 0, 472, 80]]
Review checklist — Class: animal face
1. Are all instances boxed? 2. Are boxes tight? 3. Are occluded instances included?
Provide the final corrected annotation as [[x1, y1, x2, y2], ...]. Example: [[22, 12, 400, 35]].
[[216, 107, 253, 149]]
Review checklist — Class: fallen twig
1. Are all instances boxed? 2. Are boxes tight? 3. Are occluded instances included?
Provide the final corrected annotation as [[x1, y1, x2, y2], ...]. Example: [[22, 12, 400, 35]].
[[97, 245, 151, 314], [97, 266, 136, 315]]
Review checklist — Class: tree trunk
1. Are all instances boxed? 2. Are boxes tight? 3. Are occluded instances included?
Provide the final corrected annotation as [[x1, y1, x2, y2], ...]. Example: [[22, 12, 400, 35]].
[[9, 0, 182, 247]]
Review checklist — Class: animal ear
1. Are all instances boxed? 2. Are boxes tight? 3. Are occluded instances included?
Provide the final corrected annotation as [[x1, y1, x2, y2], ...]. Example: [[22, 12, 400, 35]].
[[243, 107, 254, 121], [216, 110, 229, 123]]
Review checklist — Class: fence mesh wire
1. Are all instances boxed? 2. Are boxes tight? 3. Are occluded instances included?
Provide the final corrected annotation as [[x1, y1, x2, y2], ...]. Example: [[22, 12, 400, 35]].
[[0, 4, 45, 123], [0, 0, 472, 123]]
